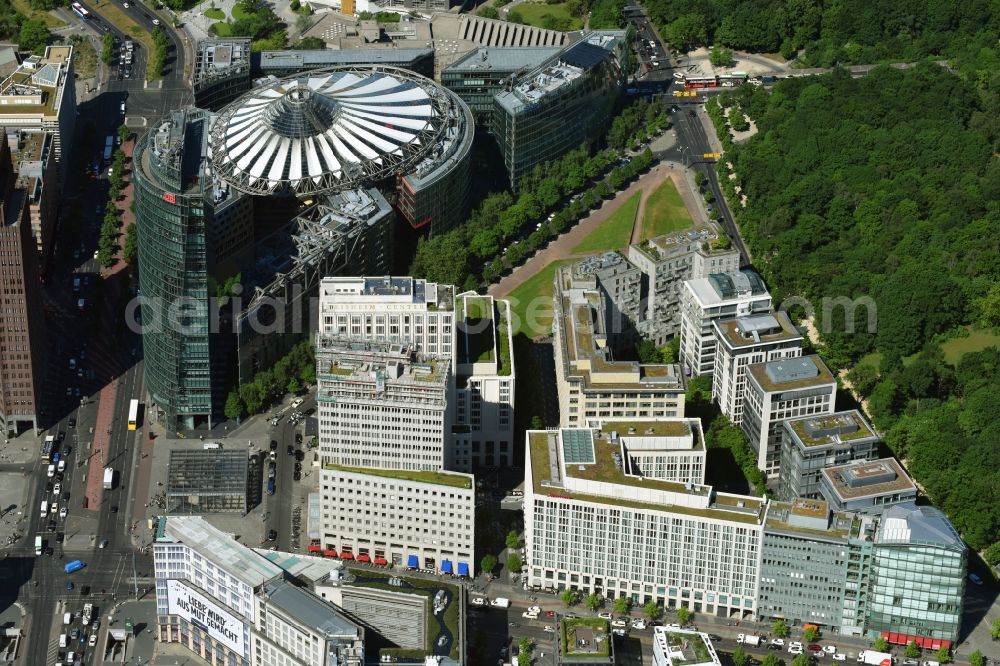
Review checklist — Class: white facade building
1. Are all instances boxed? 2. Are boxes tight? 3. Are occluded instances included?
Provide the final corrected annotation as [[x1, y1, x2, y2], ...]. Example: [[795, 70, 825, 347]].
[[679, 271, 771, 376], [318, 276, 455, 359], [524, 428, 764, 614], [452, 293, 515, 470], [315, 338, 452, 471], [593, 419, 706, 485], [553, 268, 686, 428], [319, 466, 475, 574], [712, 312, 803, 425], [153, 516, 364, 666], [741, 355, 837, 476]]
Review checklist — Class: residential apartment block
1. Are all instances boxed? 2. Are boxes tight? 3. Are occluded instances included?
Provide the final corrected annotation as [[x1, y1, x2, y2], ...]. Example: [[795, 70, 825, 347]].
[[318, 276, 455, 359], [315, 338, 452, 471], [741, 355, 837, 476], [679, 270, 771, 376], [712, 312, 803, 425], [553, 267, 685, 428], [154, 516, 365, 666], [627, 232, 740, 345], [319, 465, 475, 575], [524, 428, 764, 614], [565, 253, 645, 352], [777, 410, 879, 500], [452, 293, 515, 470], [819, 458, 917, 516], [0, 129, 46, 436]]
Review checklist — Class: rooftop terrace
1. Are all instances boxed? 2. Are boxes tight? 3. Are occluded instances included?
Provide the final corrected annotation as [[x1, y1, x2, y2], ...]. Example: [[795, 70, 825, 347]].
[[316, 338, 450, 387], [653, 629, 720, 666], [764, 498, 857, 539]]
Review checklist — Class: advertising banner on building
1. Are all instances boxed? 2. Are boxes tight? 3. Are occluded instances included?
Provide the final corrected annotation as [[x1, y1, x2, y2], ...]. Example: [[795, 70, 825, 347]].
[[166, 579, 246, 656]]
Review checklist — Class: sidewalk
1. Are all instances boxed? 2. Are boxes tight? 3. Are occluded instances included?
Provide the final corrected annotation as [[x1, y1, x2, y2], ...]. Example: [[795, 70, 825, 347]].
[[84, 378, 119, 513]]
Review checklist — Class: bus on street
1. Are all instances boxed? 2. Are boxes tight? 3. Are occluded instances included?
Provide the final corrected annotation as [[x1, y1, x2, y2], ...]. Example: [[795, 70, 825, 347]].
[[127, 399, 139, 431], [71, 2, 90, 19]]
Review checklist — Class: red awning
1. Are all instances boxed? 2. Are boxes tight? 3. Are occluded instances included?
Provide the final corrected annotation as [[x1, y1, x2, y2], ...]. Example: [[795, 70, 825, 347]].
[[340, 551, 354, 560], [373, 557, 388, 566], [357, 554, 371, 563], [323, 549, 338, 558], [880, 631, 950, 651], [307, 544, 321, 553]]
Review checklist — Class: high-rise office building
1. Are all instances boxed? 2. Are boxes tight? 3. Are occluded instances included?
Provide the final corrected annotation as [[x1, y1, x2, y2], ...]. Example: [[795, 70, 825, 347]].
[[492, 32, 630, 191], [712, 312, 803, 425], [553, 267, 686, 428], [0, 129, 46, 435], [777, 410, 878, 500], [741, 355, 837, 476], [134, 107, 254, 430], [678, 270, 771, 376], [10, 131, 57, 264], [524, 427, 764, 612], [154, 516, 365, 666]]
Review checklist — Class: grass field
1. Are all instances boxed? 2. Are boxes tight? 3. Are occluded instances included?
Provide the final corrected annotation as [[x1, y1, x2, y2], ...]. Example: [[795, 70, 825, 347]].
[[940, 327, 1000, 364], [513, 2, 583, 30], [211, 21, 233, 36], [231, 3, 252, 19], [640, 178, 694, 241], [12, 0, 66, 28], [572, 191, 641, 255], [505, 260, 571, 339], [204, 7, 225, 18]]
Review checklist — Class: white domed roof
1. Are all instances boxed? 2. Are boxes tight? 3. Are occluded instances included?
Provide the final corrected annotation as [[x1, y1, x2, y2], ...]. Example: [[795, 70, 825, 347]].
[[210, 68, 449, 195]]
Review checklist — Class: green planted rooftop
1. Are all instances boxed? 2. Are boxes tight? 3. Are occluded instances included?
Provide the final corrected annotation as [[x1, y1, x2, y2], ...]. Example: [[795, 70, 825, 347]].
[[325, 464, 472, 489], [561, 617, 611, 658]]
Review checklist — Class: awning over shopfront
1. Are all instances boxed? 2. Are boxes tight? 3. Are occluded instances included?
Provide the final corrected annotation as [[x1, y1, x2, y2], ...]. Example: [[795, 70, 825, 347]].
[[880, 632, 950, 651], [407, 554, 419, 568], [440, 560, 453, 574], [457, 562, 469, 576]]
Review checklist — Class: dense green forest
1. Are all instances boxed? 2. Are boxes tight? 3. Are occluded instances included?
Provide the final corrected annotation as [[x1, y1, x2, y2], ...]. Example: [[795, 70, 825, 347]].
[[645, 0, 1000, 67], [721, 64, 1000, 556]]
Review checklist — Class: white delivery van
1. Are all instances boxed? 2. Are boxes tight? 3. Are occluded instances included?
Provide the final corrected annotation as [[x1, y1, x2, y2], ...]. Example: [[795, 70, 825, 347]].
[[59, 633, 67, 648], [63, 612, 71, 625], [40, 501, 48, 517]]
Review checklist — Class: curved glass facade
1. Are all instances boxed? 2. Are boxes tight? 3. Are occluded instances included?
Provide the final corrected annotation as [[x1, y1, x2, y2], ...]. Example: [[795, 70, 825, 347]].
[[135, 108, 251, 430]]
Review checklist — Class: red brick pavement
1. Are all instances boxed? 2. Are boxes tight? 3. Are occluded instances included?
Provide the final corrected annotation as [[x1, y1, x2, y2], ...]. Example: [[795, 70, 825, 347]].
[[84, 377, 118, 512]]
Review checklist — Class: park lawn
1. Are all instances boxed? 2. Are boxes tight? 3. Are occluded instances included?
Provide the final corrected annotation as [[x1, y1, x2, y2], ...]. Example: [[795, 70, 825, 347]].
[[231, 3, 252, 19], [505, 259, 571, 339], [212, 21, 234, 36], [572, 191, 641, 255], [640, 177, 694, 241], [12, 0, 66, 28], [204, 7, 225, 18], [940, 327, 1000, 364], [514, 2, 583, 30]]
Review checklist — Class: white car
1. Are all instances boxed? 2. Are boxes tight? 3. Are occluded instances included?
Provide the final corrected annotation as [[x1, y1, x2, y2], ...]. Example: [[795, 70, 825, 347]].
[[790, 642, 804, 649], [59, 507, 67, 519], [737, 634, 745, 643], [47, 464, 55, 478], [53, 483, 61, 495], [527, 606, 540, 614], [789, 646, 804, 655], [470, 597, 485, 606], [152, 18, 160, 24], [522, 611, 538, 619], [834, 655, 847, 662], [631, 620, 647, 630], [89, 633, 97, 647], [825, 646, 838, 654], [598, 612, 612, 620], [543, 625, 556, 633], [771, 639, 786, 647], [611, 619, 628, 628]]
